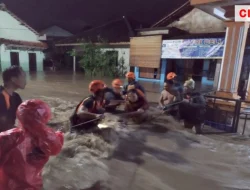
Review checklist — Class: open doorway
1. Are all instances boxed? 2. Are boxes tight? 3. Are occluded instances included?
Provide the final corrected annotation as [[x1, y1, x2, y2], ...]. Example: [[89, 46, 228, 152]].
[[10, 52, 20, 66], [29, 53, 37, 72]]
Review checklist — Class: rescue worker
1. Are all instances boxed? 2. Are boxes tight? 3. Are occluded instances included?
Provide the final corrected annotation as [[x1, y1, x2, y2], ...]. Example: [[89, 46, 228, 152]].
[[179, 92, 206, 134], [122, 72, 145, 96], [162, 80, 181, 117], [124, 89, 149, 123], [104, 79, 124, 112], [166, 72, 183, 100], [70, 80, 107, 131], [184, 74, 195, 93], [0, 99, 63, 190], [0, 66, 26, 132]]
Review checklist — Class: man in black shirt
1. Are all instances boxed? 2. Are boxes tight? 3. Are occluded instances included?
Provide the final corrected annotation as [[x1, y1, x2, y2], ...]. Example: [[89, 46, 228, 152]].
[[0, 66, 26, 132]]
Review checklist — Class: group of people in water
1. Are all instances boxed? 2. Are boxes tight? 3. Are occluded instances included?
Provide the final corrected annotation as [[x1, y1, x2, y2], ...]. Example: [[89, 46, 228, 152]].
[[0, 65, 207, 189], [69, 69, 206, 135]]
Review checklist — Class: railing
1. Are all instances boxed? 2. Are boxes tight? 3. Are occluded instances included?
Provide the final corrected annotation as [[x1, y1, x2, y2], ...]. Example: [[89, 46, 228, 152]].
[[203, 95, 250, 134]]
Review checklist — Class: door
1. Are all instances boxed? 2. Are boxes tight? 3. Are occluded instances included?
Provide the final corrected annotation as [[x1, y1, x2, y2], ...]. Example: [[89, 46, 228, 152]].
[[193, 59, 204, 81], [29, 53, 37, 72], [10, 52, 20, 66]]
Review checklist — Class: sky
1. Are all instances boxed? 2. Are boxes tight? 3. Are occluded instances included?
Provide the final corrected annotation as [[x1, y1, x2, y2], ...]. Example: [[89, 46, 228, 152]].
[[3, 0, 187, 33]]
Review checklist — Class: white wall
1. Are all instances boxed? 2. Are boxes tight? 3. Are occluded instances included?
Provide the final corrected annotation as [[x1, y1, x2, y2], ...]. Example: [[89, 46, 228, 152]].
[[0, 10, 39, 42], [101, 48, 130, 72], [0, 44, 44, 72], [40, 26, 73, 37], [168, 8, 225, 33]]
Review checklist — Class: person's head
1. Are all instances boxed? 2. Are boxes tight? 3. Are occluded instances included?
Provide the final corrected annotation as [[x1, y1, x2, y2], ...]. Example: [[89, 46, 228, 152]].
[[2, 66, 26, 89], [112, 79, 123, 94], [17, 99, 51, 134], [127, 89, 139, 103], [164, 80, 174, 89], [89, 80, 105, 98], [126, 72, 135, 83], [166, 72, 177, 81], [188, 74, 193, 80]]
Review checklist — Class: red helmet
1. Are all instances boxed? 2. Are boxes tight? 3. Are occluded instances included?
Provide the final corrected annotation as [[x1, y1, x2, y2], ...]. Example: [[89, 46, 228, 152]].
[[166, 72, 177, 80], [112, 79, 123, 88], [126, 72, 135, 79], [89, 80, 105, 93]]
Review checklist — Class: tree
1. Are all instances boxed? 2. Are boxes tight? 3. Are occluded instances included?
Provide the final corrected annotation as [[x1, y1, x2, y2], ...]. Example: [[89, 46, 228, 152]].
[[70, 38, 126, 77]]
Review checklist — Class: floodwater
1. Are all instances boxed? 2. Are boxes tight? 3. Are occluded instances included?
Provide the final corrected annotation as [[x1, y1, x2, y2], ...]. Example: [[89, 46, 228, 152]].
[[1, 71, 250, 190]]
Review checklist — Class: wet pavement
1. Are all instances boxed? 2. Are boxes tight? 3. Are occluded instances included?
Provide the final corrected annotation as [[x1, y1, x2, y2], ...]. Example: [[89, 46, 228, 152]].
[[1, 71, 250, 190]]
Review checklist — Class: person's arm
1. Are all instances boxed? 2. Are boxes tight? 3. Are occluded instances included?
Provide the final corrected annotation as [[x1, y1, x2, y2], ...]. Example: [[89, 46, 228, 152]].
[[122, 84, 128, 95], [0, 95, 8, 128], [159, 93, 165, 108], [0, 128, 25, 165], [138, 97, 149, 112], [37, 127, 64, 156], [142, 99, 149, 110]]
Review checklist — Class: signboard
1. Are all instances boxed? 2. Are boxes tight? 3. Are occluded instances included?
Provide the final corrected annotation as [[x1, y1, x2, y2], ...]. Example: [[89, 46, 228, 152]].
[[161, 38, 225, 59]]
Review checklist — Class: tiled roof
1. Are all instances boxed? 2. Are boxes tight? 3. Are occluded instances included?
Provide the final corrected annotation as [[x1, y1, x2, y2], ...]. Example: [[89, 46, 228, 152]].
[[57, 17, 146, 44], [0, 38, 48, 49]]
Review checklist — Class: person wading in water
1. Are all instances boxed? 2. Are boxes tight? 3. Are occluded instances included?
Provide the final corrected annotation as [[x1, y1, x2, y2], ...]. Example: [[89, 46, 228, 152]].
[[0, 66, 26, 132]]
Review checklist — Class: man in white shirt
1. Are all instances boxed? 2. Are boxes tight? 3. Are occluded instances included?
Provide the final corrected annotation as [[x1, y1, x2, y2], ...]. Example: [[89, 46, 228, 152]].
[[184, 75, 195, 93]]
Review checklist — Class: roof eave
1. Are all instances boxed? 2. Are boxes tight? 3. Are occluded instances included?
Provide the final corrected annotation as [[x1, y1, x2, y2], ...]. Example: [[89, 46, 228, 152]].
[[0, 3, 40, 36]]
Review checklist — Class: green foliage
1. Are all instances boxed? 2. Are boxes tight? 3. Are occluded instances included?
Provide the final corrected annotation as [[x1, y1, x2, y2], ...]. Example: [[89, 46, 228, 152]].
[[69, 39, 127, 77]]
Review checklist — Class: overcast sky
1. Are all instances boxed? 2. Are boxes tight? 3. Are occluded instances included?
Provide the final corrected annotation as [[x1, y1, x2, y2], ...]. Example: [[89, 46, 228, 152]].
[[3, 0, 187, 33]]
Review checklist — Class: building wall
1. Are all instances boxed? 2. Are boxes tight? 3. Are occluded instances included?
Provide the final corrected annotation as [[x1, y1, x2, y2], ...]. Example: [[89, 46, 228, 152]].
[[0, 9, 40, 41], [168, 8, 225, 33], [0, 44, 44, 72], [101, 48, 130, 72]]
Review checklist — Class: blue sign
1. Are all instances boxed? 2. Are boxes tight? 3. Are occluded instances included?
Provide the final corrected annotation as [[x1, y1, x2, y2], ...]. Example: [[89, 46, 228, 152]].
[[161, 38, 225, 59]]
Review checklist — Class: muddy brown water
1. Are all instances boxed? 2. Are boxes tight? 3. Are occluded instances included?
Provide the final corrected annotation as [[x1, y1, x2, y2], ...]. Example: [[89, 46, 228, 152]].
[[1, 71, 250, 190]]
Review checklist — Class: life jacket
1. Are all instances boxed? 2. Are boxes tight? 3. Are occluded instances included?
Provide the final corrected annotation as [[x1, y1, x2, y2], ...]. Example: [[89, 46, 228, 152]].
[[76, 95, 106, 114]]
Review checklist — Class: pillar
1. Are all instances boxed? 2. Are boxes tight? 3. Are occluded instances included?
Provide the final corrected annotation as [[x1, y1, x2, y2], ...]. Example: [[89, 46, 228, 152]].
[[160, 59, 167, 84], [216, 22, 249, 99], [73, 56, 76, 73], [245, 55, 250, 100], [134, 67, 139, 80], [213, 60, 221, 90]]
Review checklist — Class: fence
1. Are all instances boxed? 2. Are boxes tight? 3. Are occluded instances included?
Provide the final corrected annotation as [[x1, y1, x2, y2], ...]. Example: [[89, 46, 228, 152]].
[[203, 95, 250, 134]]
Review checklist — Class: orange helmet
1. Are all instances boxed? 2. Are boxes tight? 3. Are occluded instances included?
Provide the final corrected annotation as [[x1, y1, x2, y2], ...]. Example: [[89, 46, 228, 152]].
[[89, 80, 105, 93], [112, 79, 123, 88], [166, 72, 177, 80], [126, 72, 135, 79]]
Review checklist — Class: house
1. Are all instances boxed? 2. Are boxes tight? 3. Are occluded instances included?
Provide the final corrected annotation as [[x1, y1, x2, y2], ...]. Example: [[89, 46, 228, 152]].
[[129, 1, 231, 90], [40, 25, 73, 41], [0, 3, 47, 72], [55, 17, 146, 73]]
